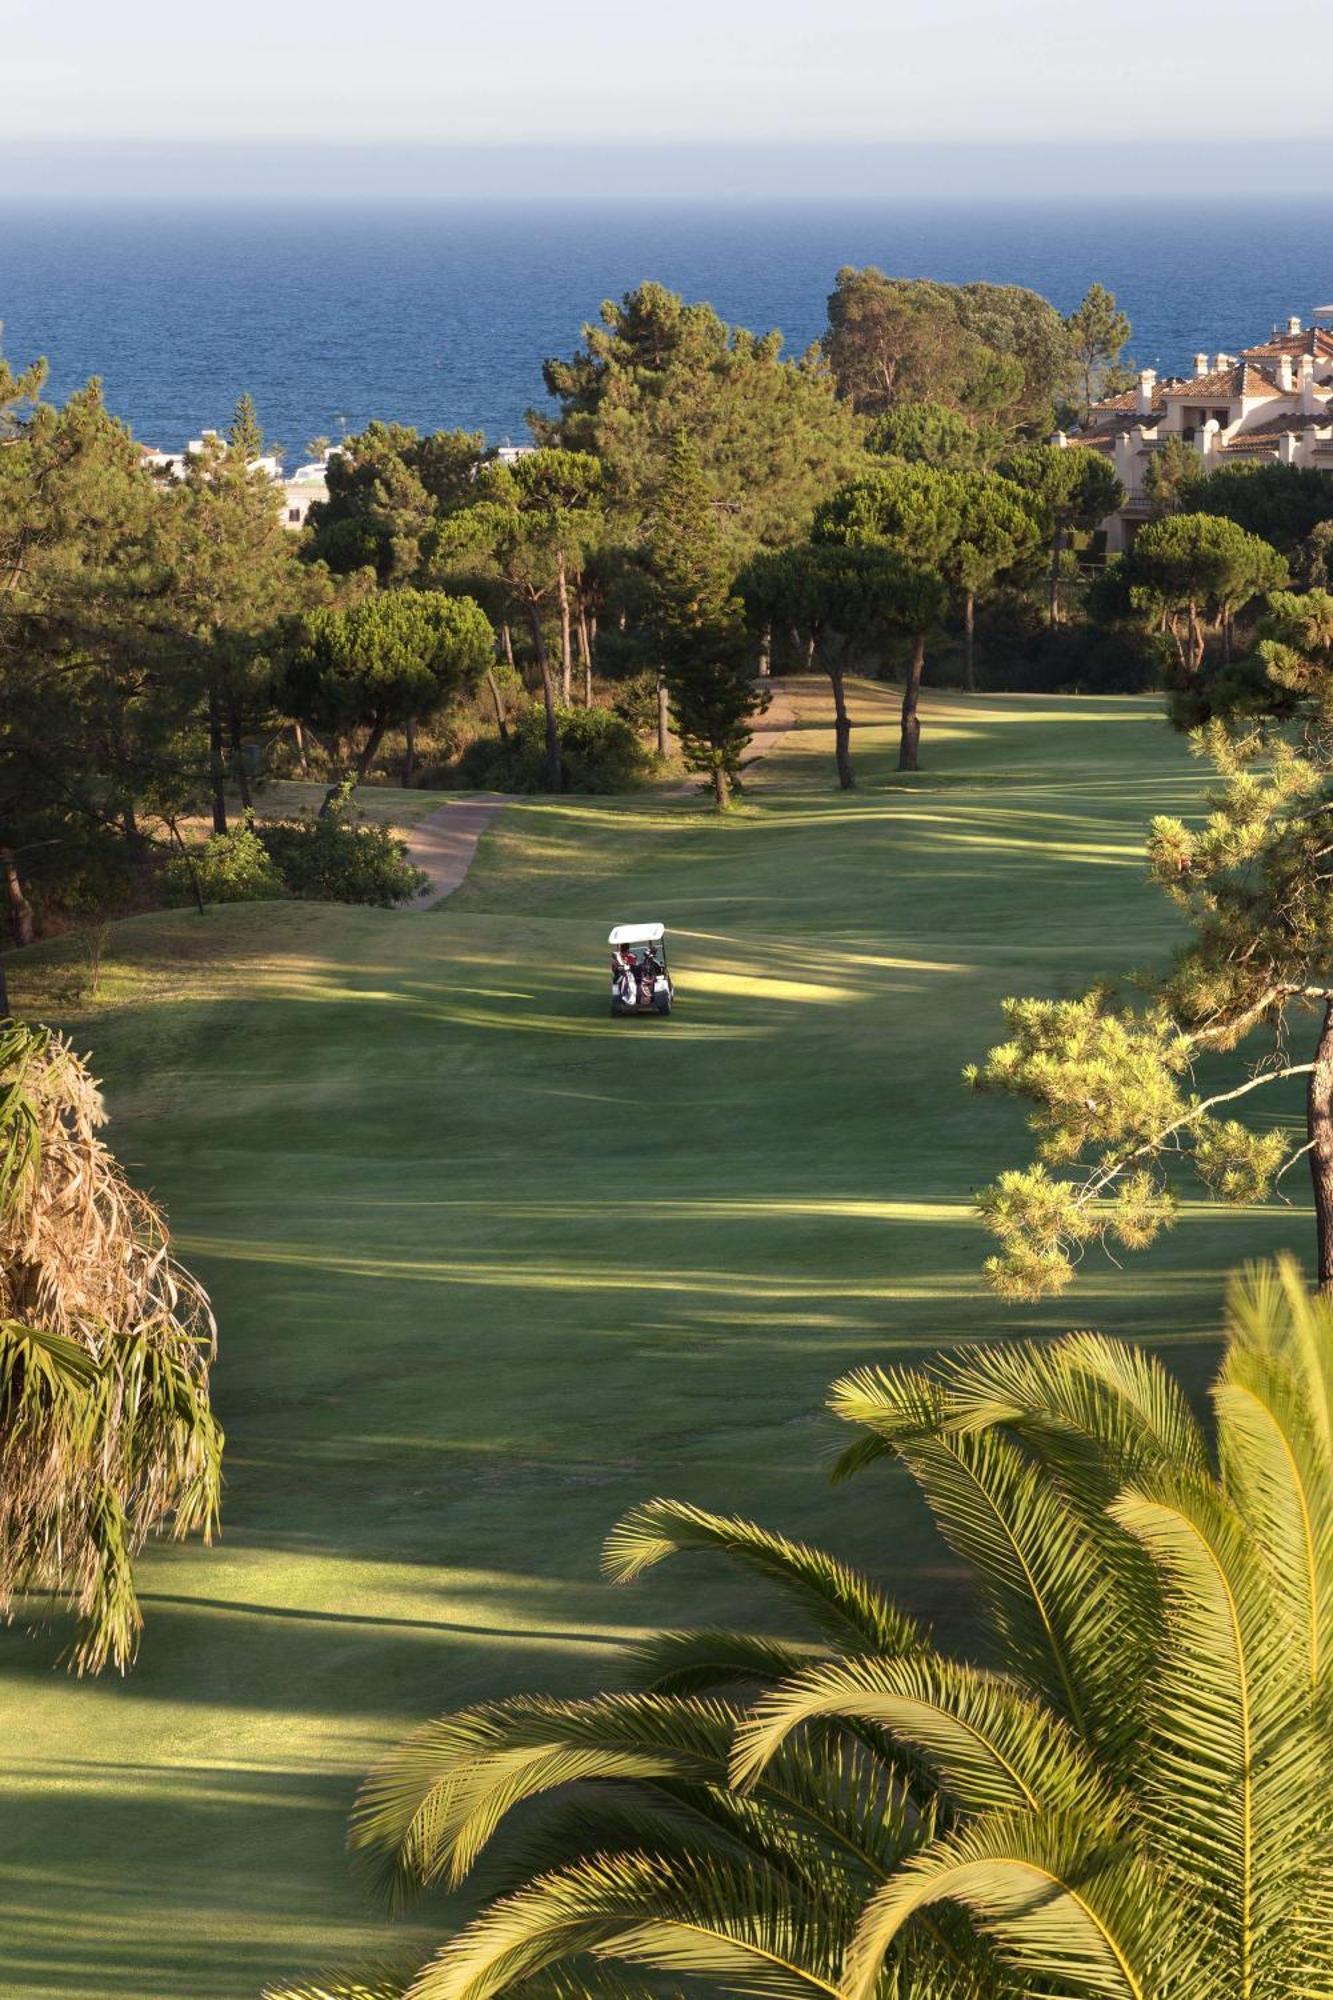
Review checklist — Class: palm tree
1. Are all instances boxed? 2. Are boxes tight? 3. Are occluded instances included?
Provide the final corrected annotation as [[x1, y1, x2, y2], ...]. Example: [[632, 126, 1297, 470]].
[[269, 1261, 1333, 1999], [0, 1021, 222, 1672]]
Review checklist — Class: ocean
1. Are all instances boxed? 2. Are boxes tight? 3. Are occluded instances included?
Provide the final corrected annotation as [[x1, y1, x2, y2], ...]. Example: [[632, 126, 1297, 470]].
[[4, 199, 1333, 457]]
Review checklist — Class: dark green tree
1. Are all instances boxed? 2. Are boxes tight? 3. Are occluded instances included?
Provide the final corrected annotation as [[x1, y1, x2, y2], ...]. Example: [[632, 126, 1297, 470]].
[[868, 400, 1002, 469], [1064, 283, 1132, 418], [436, 450, 602, 790], [941, 471, 1044, 689], [1000, 444, 1125, 625], [155, 428, 320, 830], [227, 391, 265, 460], [304, 422, 486, 583], [1096, 512, 1287, 674], [742, 542, 944, 787], [1142, 437, 1202, 518], [536, 282, 864, 563], [0, 374, 203, 923], [825, 269, 1072, 431], [285, 588, 494, 786], [813, 461, 1039, 696], [642, 431, 765, 809], [1170, 461, 1333, 559]]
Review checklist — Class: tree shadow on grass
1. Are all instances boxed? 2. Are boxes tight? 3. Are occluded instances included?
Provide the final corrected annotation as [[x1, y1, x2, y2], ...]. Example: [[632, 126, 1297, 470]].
[[0, 1759, 437, 1999]]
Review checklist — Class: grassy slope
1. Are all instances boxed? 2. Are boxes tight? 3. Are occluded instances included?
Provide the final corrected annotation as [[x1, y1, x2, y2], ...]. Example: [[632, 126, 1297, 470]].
[[0, 682, 1311, 1999]]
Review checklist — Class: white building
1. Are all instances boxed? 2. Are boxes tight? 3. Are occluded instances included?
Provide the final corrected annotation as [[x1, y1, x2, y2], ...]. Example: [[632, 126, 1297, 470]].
[[1071, 310, 1333, 550], [136, 434, 338, 531]]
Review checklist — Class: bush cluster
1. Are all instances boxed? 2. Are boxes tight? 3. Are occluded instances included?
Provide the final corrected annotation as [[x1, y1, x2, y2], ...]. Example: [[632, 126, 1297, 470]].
[[165, 806, 426, 910], [162, 822, 284, 905], [459, 702, 651, 793]]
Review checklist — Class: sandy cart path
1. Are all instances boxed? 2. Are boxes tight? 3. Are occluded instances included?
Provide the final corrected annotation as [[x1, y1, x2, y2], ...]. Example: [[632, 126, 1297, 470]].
[[402, 792, 518, 909]]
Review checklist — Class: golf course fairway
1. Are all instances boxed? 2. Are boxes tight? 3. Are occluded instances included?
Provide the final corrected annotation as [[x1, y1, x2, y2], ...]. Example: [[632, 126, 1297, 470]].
[[0, 683, 1310, 1998]]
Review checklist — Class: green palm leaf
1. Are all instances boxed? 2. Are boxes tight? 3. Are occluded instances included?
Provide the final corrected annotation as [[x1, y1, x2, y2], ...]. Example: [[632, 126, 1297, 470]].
[[828, 1367, 1138, 1752], [842, 1808, 1167, 2000], [351, 1694, 742, 1906], [621, 1628, 827, 1697], [1110, 1471, 1324, 1998], [403, 1850, 845, 2000], [935, 1332, 1209, 1493], [731, 1653, 1105, 1821], [603, 1500, 926, 1657]]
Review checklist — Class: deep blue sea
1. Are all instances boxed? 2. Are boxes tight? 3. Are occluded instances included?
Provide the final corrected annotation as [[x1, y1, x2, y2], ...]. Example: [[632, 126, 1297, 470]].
[[4, 200, 1333, 456]]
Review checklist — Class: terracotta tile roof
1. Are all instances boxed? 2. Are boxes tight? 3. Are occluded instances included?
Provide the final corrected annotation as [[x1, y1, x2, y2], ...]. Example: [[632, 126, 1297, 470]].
[[1242, 327, 1333, 361], [1226, 407, 1333, 439], [1162, 361, 1279, 402], [1088, 382, 1172, 415], [1220, 438, 1281, 457]]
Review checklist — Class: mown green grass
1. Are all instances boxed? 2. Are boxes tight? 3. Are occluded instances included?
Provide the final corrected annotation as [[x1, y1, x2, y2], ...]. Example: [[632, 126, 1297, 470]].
[[0, 681, 1312, 1999]]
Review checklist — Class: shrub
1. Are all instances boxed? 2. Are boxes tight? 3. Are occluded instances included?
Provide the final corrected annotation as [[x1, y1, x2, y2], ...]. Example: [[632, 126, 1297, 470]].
[[459, 702, 651, 794], [611, 668, 663, 737], [257, 806, 426, 907], [163, 820, 285, 905]]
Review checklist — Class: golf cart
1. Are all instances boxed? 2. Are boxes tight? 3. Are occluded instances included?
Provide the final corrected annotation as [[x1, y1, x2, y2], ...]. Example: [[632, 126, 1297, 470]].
[[609, 922, 674, 1017]]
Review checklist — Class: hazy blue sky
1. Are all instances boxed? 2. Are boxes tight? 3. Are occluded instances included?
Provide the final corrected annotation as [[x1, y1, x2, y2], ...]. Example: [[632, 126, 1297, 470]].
[[12, 0, 1326, 148]]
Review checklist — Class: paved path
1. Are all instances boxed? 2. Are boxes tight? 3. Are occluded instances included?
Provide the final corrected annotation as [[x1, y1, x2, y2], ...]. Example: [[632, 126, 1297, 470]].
[[402, 792, 518, 910]]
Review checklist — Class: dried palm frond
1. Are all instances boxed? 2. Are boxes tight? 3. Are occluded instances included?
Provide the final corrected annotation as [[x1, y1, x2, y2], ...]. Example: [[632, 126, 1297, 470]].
[[0, 1019, 222, 1672]]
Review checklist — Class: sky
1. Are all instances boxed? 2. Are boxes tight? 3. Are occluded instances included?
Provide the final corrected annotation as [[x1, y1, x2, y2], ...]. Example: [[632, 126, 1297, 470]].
[[5, 0, 1330, 199]]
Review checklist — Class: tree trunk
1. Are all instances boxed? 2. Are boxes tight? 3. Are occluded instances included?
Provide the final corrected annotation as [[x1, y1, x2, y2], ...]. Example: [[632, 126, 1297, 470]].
[[402, 717, 417, 787], [208, 681, 228, 834], [758, 623, 772, 677], [3, 847, 35, 949], [711, 763, 731, 811], [485, 667, 509, 742], [229, 704, 252, 809], [356, 712, 389, 780], [578, 604, 593, 706], [899, 633, 926, 772], [1309, 999, 1333, 1292], [963, 591, 976, 693], [500, 622, 516, 672], [557, 559, 573, 704], [1049, 531, 1062, 628], [293, 719, 310, 776], [829, 659, 854, 789], [657, 673, 670, 759], [1187, 599, 1204, 672], [527, 604, 563, 790]]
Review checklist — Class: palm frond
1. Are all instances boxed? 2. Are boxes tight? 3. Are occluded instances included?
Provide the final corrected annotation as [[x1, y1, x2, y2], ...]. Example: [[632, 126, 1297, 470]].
[[829, 1368, 1145, 1753], [1214, 1347, 1333, 1693], [732, 1652, 1106, 1822], [351, 1694, 741, 1908], [620, 1628, 827, 1697], [842, 1808, 1169, 2000], [603, 1500, 927, 1657], [1225, 1257, 1333, 1465], [1110, 1470, 1324, 1997], [263, 1968, 414, 1999], [405, 1850, 845, 2000], [935, 1332, 1209, 1492]]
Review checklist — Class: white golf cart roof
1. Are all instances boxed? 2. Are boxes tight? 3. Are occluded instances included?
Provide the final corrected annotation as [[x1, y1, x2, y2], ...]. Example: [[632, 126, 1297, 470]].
[[608, 921, 665, 947]]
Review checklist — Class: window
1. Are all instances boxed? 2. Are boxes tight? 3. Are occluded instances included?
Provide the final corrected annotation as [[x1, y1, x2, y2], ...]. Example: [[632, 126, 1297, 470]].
[[288, 508, 301, 523]]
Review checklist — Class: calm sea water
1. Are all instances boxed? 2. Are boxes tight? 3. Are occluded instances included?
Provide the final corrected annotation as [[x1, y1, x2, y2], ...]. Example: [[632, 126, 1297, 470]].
[[3, 199, 1333, 455]]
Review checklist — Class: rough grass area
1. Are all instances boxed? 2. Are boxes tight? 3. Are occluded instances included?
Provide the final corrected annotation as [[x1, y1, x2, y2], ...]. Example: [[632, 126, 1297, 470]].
[[0, 682, 1311, 1999]]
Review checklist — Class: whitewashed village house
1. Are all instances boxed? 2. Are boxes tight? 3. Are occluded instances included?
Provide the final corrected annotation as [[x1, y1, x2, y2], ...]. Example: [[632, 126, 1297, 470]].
[[138, 432, 336, 529], [1069, 307, 1333, 550]]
